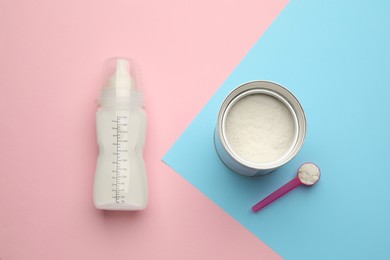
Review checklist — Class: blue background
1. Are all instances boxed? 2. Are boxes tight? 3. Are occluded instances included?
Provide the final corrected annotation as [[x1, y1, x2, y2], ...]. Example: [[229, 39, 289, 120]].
[[164, 0, 390, 259]]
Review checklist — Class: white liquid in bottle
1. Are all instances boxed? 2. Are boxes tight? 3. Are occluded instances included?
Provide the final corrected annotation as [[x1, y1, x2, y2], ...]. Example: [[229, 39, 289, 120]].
[[93, 58, 148, 210]]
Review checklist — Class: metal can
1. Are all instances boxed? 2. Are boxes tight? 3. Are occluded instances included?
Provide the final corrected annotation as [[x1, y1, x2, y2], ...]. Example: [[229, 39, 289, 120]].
[[214, 81, 306, 177]]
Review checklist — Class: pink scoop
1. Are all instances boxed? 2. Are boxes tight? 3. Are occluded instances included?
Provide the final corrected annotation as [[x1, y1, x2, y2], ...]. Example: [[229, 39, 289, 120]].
[[252, 163, 321, 213]]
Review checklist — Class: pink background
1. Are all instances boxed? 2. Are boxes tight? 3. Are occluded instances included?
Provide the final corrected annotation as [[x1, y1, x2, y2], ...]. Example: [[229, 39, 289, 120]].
[[0, 0, 287, 259]]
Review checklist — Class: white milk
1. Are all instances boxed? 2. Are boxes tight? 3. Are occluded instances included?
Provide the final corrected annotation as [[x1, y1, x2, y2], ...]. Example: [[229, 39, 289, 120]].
[[225, 94, 295, 165], [93, 58, 148, 210]]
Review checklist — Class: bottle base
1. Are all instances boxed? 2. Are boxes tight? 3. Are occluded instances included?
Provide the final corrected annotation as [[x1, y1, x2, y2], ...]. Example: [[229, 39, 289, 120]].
[[94, 201, 147, 211]]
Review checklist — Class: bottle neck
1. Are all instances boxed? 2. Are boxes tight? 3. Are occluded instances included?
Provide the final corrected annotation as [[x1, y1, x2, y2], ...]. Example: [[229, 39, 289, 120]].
[[98, 88, 143, 110]]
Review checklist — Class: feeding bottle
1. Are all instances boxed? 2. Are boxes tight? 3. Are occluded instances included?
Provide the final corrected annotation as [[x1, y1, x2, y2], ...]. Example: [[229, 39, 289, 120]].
[[93, 58, 148, 210]]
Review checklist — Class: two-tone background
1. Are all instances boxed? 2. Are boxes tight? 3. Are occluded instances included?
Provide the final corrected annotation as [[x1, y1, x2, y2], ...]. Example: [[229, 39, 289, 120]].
[[2, 1, 390, 259]]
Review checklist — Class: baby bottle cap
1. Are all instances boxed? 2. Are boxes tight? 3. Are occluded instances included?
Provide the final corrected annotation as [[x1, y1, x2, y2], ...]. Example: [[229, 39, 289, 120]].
[[99, 57, 142, 107]]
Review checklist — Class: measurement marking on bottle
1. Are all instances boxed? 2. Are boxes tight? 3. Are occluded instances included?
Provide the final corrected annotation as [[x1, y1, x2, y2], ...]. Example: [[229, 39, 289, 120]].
[[111, 115, 129, 203]]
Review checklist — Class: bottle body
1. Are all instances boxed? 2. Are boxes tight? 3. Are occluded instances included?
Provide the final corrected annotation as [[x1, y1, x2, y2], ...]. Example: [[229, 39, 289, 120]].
[[94, 106, 148, 210]]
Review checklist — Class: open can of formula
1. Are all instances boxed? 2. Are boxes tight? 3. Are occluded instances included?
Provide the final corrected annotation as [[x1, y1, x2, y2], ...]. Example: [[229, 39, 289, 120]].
[[214, 81, 306, 177]]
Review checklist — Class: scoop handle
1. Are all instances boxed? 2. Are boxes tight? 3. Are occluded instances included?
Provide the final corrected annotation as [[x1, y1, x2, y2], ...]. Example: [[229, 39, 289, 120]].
[[252, 176, 302, 213]]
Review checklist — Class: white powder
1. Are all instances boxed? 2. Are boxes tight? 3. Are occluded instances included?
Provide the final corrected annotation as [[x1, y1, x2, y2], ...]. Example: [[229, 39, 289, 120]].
[[225, 94, 295, 165], [298, 163, 320, 185]]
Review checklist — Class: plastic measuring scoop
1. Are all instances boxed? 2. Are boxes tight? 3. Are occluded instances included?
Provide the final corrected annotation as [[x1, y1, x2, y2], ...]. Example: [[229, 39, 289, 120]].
[[252, 163, 321, 213]]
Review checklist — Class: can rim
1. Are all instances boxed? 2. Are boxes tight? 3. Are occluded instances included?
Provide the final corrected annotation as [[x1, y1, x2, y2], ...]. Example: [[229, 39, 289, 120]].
[[217, 80, 307, 171]]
